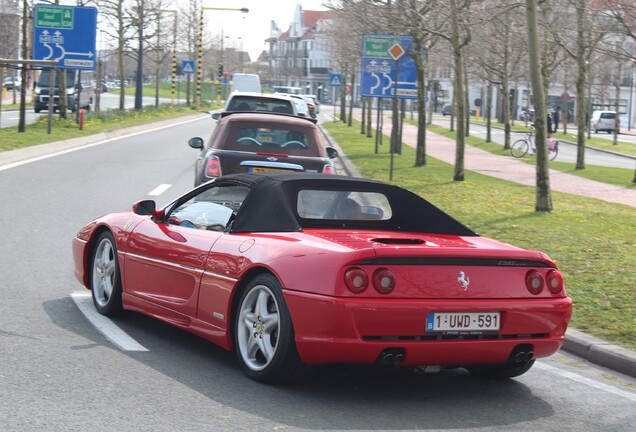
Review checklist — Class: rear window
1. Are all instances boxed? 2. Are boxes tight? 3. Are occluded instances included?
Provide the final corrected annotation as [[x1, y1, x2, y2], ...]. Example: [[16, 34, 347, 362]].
[[297, 190, 392, 221], [600, 112, 616, 119], [222, 126, 320, 156], [227, 96, 293, 114]]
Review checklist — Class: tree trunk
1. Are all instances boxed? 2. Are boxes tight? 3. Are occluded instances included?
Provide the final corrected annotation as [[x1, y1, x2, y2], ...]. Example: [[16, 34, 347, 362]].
[[486, 80, 492, 142], [575, 0, 586, 170], [415, 36, 427, 166], [613, 59, 622, 145], [348, 69, 355, 127], [526, 0, 553, 212], [451, 0, 465, 181]]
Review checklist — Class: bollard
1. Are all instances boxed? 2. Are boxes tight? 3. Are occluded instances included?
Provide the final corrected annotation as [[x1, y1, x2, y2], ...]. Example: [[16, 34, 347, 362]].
[[79, 108, 85, 130]]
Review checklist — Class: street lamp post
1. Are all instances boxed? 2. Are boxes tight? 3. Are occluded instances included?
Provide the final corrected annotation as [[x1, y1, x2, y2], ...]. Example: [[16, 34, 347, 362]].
[[195, 6, 248, 111]]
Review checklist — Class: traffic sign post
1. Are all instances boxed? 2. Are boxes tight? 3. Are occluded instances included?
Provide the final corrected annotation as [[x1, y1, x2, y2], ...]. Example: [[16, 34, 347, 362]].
[[361, 34, 418, 180], [360, 34, 417, 99], [329, 73, 343, 122], [329, 73, 343, 87], [32, 5, 97, 70], [181, 60, 195, 75]]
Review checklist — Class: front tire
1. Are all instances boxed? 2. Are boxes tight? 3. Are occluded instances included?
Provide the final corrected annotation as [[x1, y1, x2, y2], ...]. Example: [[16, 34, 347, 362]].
[[90, 231, 123, 317], [234, 274, 305, 384], [511, 139, 529, 158]]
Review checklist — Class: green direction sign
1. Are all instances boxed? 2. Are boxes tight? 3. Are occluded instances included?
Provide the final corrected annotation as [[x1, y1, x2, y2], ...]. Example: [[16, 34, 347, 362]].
[[36, 6, 74, 30], [363, 35, 396, 59]]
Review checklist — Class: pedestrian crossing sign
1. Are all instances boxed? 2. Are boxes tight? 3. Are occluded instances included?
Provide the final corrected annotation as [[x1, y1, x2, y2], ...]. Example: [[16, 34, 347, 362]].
[[329, 73, 343, 87], [181, 60, 195, 75]]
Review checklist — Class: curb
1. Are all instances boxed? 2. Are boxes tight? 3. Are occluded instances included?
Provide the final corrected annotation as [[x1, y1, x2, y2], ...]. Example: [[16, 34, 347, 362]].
[[562, 329, 636, 378]]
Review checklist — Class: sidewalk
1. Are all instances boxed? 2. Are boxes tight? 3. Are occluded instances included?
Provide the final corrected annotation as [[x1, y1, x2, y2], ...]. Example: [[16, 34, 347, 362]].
[[322, 116, 636, 378]]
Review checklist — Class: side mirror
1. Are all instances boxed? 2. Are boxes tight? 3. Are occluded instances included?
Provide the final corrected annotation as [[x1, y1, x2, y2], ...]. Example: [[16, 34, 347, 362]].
[[132, 200, 156, 216], [211, 112, 221, 121], [326, 147, 338, 159], [188, 137, 204, 149]]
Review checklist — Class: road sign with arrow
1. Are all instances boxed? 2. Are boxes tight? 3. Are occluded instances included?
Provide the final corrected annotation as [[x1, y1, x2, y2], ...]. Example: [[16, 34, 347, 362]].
[[32, 5, 97, 70], [361, 34, 417, 99]]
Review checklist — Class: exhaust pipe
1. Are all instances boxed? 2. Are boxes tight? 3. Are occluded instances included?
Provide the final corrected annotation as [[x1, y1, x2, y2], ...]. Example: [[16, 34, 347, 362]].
[[381, 353, 394, 365], [511, 345, 534, 364], [377, 348, 406, 366]]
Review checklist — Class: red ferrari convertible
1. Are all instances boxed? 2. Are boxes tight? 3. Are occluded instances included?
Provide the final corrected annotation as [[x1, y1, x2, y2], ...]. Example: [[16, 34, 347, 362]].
[[72, 173, 572, 383]]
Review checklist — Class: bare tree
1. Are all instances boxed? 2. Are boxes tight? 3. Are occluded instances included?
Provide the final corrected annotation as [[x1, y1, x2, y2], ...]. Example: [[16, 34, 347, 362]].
[[555, 0, 605, 170], [526, 0, 552, 212]]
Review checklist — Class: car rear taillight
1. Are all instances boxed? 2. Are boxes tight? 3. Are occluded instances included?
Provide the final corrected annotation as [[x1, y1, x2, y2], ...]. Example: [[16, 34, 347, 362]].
[[344, 267, 368, 293], [206, 156, 221, 178], [322, 164, 335, 174], [372, 268, 395, 294], [546, 269, 564, 294], [525, 270, 544, 295]]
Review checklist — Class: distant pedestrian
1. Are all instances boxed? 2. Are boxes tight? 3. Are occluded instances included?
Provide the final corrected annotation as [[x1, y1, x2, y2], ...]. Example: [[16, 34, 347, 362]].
[[553, 107, 561, 132], [547, 112, 554, 138]]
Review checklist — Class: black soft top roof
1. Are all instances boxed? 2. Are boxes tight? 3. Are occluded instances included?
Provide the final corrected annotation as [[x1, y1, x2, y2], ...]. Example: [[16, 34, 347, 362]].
[[212, 173, 476, 236]]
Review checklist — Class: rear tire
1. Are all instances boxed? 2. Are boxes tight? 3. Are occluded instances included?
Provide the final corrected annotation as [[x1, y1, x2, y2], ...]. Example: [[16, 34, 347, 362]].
[[511, 139, 529, 158], [233, 273, 305, 384]]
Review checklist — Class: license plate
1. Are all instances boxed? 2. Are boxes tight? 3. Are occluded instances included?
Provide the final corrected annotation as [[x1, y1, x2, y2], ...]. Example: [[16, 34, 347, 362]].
[[426, 312, 500, 335], [249, 167, 292, 173]]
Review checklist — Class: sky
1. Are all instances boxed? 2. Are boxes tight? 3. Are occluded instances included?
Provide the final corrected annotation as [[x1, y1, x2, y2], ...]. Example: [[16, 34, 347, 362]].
[[201, 0, 330, 61]]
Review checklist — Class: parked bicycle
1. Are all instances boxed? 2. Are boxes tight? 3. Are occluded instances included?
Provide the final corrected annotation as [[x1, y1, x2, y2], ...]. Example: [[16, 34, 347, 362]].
[[510, 127, 558, 161]]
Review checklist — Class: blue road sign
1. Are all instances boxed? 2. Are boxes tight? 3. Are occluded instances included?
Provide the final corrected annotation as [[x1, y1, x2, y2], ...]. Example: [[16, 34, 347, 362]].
[[181, 60, 195, 74], [361, 34, 417, 99], [32, 5, 97, 70], [329, 73, 343, 87]]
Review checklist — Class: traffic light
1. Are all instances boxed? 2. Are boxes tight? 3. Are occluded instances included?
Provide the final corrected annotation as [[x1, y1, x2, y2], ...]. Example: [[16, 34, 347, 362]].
[[218, 64, 224, 78]]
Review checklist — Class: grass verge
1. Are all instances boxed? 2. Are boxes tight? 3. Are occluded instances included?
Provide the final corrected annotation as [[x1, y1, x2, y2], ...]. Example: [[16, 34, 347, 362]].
[[324, 120, 636, 351], [0, 102, 218, 152]]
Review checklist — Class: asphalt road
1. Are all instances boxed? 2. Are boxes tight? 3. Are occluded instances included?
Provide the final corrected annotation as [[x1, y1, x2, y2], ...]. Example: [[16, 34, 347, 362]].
[[0, 114, 634, 431]]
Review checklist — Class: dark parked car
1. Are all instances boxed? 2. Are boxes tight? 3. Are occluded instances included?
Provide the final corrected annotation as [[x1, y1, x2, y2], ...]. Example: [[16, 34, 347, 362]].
[[442, 104, 453, 116], [188, 112, 338, 186]]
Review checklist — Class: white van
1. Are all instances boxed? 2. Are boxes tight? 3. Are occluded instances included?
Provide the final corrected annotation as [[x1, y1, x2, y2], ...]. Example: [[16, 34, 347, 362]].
[[230, 73, 261, 93], [591, 110, 619, 133], [34, 69, 95, 113]]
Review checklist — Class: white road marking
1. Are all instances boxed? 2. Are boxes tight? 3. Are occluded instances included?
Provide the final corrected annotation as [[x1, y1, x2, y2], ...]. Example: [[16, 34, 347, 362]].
[[536, 361, 636, 401], [71, 291, 149, 352], [148, 183, 171, 196]]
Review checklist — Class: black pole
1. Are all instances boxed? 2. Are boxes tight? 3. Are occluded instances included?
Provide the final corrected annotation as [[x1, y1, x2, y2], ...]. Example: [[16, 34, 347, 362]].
[[134, 0, 144, 110]]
